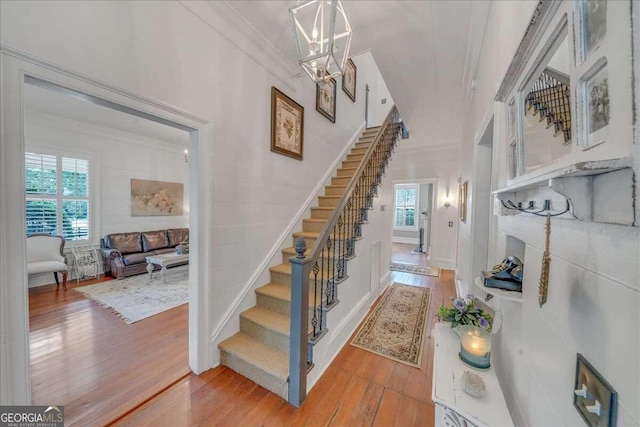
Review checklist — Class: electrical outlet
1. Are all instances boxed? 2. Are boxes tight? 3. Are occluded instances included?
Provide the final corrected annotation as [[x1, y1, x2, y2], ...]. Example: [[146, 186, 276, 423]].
[[381, 98, 387, 104], [448, 221, 453, 227], [517, 201, 522, 209], [544, 200, 551, 210], [528, 201, 535, 209]]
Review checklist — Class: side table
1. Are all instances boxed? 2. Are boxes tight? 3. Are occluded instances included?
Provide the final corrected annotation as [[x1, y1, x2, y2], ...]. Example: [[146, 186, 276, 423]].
[[432, 323, 513, 427]]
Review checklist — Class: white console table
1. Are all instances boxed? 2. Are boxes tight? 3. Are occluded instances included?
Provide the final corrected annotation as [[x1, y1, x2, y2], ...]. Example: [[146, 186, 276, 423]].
[[432, 323, 513, 427]]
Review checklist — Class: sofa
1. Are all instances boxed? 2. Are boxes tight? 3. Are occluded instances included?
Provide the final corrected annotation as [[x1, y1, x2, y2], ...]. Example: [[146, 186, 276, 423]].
[[101, 228, 189, 279]]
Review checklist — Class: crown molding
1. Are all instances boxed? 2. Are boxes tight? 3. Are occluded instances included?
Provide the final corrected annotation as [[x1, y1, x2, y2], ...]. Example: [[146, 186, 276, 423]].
[[178, 1, 301, 92]]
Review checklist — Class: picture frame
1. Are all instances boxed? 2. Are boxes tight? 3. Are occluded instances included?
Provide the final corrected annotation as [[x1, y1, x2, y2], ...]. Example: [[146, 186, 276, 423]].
[[271, 86, 304, 160], [131, 179, 184, 216], [342, 59, 357, 102], [459, 181, 468, 223], [576, 0, 606, 63], [316, 77, 337, 123], [579, 61, 609, 149]]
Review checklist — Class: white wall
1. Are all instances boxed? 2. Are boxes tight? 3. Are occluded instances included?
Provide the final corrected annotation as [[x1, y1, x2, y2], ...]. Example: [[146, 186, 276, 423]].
[[458, 1, 639, 425], [0, 0, 396, 398], [24, 110, 189, 286]]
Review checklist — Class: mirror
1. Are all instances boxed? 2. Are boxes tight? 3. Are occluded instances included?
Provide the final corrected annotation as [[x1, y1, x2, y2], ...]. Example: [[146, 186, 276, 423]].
[[522, 34, 572, 174]]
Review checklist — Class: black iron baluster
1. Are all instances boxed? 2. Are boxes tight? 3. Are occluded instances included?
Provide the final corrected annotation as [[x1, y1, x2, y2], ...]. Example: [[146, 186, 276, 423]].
[[311, 260, 319, 338]]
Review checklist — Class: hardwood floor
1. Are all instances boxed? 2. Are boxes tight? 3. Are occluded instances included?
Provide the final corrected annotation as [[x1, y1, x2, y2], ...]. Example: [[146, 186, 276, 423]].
[[114, 244, 455, 426], [28, 276, 189, 427]]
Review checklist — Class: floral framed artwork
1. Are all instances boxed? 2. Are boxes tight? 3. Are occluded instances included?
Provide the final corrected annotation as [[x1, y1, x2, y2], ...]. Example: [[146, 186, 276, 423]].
[[271, 86, 304, 160], [316, 77, 337, 123], [131, 179, 184, 216], [342, 59, 356, 102], [459, 180, 468, 223]]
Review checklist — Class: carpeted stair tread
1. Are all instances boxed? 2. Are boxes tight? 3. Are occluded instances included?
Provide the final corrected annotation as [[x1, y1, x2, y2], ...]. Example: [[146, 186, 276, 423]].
[[269, 262, 336, 279], [218, 333, 289, 379], [292, 231, 322, 239], [218, 333, 289, 398], [256, 283, 316, 307], [241, 306, 290, 337], [282, 245, 310, 256]]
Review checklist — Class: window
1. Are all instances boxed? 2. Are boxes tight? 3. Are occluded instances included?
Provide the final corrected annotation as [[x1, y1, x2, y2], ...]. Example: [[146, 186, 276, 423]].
[[394, 184, 418, 229], [25, 152, 90, 242]]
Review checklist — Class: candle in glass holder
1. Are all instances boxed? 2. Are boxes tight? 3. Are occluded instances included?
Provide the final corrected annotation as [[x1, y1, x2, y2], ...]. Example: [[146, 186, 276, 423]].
[[459, 325, 491, 370]]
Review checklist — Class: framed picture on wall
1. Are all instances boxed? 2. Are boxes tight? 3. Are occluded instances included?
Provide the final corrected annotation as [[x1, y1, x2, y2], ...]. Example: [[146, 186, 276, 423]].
[[342, 59, 356, 102], [459, 181, 468, 223], [271, 86, 304, 160], [316, 77, 337, 123], [579, 61, 609, 149], [577, 0, 606, 62]]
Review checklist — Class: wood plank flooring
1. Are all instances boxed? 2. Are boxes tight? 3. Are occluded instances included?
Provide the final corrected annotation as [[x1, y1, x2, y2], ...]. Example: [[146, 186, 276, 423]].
[[114, 243, 455, 426], [28, 276, 189, 427]]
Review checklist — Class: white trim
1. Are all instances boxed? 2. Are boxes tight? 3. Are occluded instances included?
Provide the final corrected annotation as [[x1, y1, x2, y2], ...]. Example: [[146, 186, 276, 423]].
[[179, 1, 300, 91], [392, 236, 419, 245], [0, 47, 211, 404], [209, 121, 367, 345]]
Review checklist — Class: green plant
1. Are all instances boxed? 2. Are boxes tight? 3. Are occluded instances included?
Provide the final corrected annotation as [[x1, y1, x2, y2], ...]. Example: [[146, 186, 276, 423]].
[[437, 296, 493, 331]]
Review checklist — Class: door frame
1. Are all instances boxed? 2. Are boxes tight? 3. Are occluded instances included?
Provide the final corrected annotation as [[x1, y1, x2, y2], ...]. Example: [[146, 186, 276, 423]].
[[467, 106, 496, 296], [391, 178, 438, 253], [0, 46, 213, 404]]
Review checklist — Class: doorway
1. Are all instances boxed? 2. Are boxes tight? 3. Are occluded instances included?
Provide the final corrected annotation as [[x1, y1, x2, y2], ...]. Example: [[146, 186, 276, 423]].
[[23, 78, 193, 423], [0, 50, 211, 407]]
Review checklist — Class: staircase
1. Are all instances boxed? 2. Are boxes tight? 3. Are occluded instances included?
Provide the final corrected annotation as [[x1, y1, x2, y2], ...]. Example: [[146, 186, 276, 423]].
[[219, 107, 401, 404], [525, 70, 571, 144]]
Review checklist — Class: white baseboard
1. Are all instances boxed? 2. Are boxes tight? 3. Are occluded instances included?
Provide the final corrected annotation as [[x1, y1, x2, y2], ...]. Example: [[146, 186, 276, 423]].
[[429, 257, 455, 269], [392, 236, 419, 245]]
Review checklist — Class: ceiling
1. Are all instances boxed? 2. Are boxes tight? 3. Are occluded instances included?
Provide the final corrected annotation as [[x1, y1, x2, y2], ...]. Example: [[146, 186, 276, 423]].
[[226, 0, 490, 148], [22, 1, 489, 151], [24, 82, 190, 146]]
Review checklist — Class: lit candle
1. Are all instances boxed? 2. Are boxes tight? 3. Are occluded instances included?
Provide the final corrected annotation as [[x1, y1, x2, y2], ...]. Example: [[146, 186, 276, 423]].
[[459, 325, 492, 370]]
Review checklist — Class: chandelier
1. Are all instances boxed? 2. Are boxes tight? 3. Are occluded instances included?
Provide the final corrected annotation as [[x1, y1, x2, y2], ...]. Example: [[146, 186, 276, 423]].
[[290, 0, 352, 84]]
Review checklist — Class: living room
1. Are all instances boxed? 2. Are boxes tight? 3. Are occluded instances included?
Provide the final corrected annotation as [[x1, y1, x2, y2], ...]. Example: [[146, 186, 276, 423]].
[[24, 80, 193, 424]]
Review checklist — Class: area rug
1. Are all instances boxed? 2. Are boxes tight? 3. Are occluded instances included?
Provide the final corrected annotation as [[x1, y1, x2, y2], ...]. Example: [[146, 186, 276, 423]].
[[390, 262, 440, 277], [351, 283, 431, 367], [75, 265, 189, 324]]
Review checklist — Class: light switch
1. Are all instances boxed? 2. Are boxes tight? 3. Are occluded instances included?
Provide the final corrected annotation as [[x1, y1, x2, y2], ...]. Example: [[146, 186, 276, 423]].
[[573, 353, 617, 426], [448, 221, 453, 227]]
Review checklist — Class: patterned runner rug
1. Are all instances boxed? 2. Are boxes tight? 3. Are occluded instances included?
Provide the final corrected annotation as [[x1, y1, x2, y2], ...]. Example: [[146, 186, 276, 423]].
[[351, 283, 431, 367], [390, 262, 440, 277], [75, 265, 188, 324]]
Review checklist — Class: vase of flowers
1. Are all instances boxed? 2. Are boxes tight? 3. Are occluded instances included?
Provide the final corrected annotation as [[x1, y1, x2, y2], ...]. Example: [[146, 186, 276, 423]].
[[437, 296, 493, 334]]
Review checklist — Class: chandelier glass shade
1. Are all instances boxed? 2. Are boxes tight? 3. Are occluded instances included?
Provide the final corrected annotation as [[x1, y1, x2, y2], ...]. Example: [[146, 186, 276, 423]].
[[289, 0, 352, 84]]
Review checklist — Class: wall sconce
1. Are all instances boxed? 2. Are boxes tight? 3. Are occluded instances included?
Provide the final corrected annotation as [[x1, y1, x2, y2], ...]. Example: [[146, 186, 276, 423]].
[[184, 149, 189, 164], [444, 197, 451, 208]]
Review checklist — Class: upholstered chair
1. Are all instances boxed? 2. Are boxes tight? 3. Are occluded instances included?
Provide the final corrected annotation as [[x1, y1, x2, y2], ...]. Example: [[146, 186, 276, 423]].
[[26, 234, 68, 291]]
